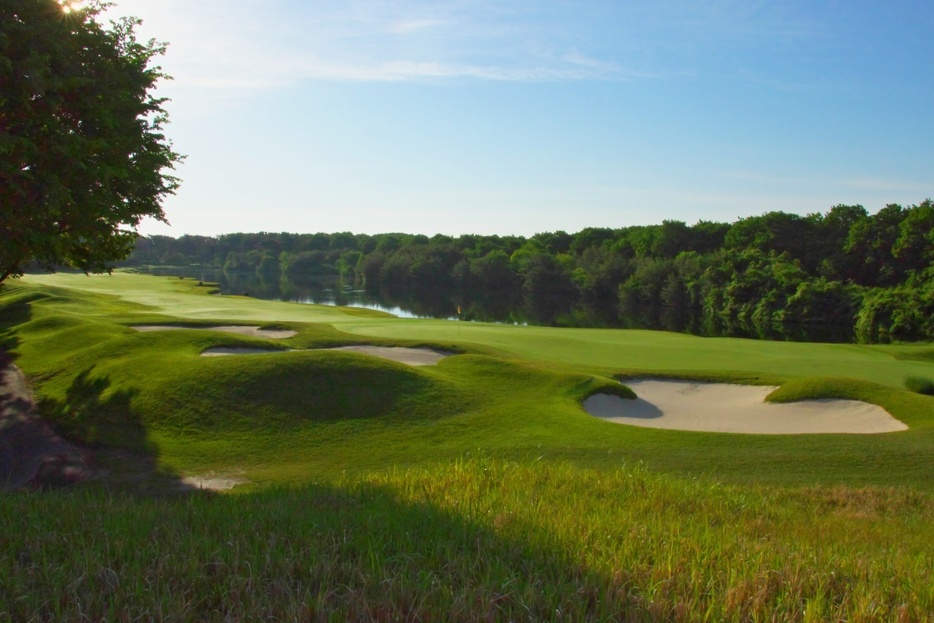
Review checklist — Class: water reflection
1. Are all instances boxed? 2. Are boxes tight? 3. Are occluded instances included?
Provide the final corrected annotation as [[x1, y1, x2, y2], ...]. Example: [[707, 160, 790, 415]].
[[135, 267, 851, 340], [142, 268, 425, 319]]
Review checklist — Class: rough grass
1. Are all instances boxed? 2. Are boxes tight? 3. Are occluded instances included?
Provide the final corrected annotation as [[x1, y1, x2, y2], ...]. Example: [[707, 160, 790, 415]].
[[1, 458, 931, 622]]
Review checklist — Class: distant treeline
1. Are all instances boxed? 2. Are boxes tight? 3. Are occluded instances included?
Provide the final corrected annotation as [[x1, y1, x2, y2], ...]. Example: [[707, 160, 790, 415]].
[[126, 200, 934, 343]]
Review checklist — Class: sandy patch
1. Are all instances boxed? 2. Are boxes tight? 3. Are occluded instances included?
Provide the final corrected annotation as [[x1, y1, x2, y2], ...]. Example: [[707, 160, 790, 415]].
[[584, 378, 907, 435], [181, 474, 246, 491], [201, 347, 291, 357], [323, 346, 450, 366], [132, 325, 296, 339], [198, 345, 449, 366]]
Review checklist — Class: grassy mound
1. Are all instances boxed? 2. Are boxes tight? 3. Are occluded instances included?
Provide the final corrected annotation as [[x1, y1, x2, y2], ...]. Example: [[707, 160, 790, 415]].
[[766, 376, 934, 431], [139, 351, 468, 433], [892, 348, 934, 363], [904, 375, 934, 396]]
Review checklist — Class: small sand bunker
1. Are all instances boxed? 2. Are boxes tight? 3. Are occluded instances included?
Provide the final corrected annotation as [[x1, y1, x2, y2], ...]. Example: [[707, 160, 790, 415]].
[[323, 346, 450, 366], [132, 325, 297, 339], [181, 474, 246, 491], [200, 347, 291, 357], [584, 378, 907, 435], [198, 344, 449, 366]]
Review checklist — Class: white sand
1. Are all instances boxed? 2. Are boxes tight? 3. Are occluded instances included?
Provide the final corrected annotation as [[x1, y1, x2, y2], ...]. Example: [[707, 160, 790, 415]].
[[181, 474, 246, 491], [198, 344, 449, 366], [584, 378, 907, 435], [200, 347, 290, 357], [323, 345, 450, 366], [132, 325, 297, 339]]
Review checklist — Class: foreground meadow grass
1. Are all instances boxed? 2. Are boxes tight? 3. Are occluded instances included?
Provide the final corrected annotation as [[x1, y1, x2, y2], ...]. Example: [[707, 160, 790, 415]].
[[2, 459, 932, 622], [2, 272, 933, 620]]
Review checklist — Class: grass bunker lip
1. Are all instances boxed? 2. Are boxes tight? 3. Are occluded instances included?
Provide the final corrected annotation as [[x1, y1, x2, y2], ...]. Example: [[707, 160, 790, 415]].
[[584, 378, 908, 435]]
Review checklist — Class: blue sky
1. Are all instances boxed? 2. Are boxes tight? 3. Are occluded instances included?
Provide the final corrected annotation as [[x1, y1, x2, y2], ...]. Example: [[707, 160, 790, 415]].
[[106, 0, 933, 237]]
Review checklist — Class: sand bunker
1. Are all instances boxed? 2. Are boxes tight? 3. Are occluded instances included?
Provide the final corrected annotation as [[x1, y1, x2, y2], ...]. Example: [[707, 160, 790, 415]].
[[132, 325, 297, 339], [181, 474, 246, 491], [584, 378, 907, 435], [199, 345, 449, 366], [200, 347, 291, 357], [322, 346, 450, 366]]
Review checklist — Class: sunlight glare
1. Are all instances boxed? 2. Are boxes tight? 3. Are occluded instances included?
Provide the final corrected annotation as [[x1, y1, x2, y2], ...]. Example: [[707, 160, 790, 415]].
[[59, 0, 90, 14]]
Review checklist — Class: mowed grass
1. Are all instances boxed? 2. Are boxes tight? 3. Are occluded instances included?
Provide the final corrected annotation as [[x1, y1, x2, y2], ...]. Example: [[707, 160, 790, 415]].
[[23, 271, 934, 387], [8, 272, 934, 489], [2, 272, 933, 621]]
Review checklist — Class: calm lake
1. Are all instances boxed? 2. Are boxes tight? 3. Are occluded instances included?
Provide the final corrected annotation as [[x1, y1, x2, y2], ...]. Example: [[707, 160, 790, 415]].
[[141, 267, 427, 319]]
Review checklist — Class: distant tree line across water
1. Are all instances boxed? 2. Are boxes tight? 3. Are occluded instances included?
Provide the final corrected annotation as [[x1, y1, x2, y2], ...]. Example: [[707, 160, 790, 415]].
[[124, 200, 934, 343]]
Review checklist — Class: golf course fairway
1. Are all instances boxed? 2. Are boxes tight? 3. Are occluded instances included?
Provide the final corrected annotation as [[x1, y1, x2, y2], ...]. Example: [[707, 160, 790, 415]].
[[1, 271, 932, 621]]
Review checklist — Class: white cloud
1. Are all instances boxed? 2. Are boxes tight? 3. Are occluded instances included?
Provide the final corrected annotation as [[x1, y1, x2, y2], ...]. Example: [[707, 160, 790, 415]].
[[387, 18, 446, 34], [841, 177, 930, 193], [722, 171, 931, 196], [102, 0, 825, 98], [104, 0, 641, 94]]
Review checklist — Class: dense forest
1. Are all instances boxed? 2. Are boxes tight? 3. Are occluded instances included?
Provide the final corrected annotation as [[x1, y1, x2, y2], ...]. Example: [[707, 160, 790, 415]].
[[124, 201, 934, 343]]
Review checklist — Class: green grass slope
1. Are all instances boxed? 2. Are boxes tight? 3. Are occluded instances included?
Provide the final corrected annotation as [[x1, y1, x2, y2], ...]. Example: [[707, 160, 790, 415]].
[[3, 274, 932, 490], [3, 273, 934, 621], [23, 272, 934, 387]]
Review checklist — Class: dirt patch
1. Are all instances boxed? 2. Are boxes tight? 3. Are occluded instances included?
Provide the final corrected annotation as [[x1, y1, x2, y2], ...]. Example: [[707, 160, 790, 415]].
[[1, 355, 89, 490], [584, 378, 907, 435], [132, 325, 297, 339]]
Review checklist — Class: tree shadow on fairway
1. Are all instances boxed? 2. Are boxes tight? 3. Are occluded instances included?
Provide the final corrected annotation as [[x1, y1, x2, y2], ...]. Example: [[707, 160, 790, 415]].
[[13, 472, 644, 621], [38, 368, 144, 449], [28, 368, 193, 494], [0, 289, 31, 355]]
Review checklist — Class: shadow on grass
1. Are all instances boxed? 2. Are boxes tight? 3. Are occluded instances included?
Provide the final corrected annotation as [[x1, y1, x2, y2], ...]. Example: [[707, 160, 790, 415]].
[[218, 479, 634, 620], [37, 368, 197, 494], [0, 286, 32, 355], [1, 474, 642, 621], [38, 368, 144, 449], [2, 363, 194, 495]]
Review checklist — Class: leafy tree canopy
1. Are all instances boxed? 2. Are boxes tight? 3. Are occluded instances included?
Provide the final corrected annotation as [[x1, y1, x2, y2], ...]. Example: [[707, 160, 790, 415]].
[[0, 0, 182, 284]]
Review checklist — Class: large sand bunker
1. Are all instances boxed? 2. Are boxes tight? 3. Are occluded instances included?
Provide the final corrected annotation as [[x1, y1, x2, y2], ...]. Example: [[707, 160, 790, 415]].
[[132, 325, 297, 339], [584, 378, 907, 434]]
